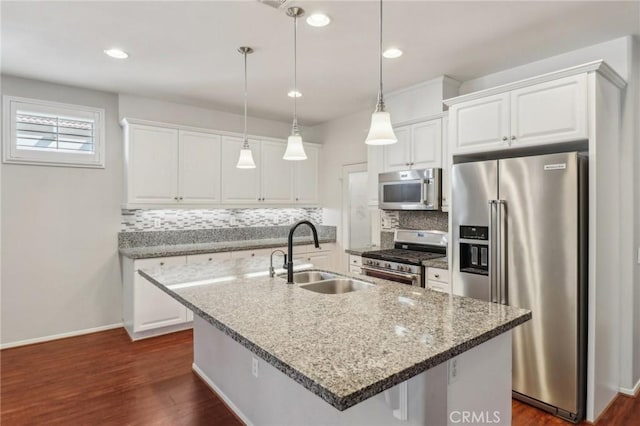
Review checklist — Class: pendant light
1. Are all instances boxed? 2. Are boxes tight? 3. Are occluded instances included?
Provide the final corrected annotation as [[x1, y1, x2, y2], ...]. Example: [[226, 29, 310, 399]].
[[236, 46, 256, 169], [365, 0, 397, 145], [283, 7, 307, 161]]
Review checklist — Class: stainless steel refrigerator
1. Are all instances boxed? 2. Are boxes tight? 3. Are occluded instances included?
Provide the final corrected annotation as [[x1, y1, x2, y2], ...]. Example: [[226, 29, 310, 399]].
[[451, 152, 587, 423]]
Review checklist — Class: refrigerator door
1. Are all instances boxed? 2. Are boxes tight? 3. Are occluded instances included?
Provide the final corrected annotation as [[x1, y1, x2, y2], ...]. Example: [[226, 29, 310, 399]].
[[499, 152, 583, 417], [451, 160, 498, 301]]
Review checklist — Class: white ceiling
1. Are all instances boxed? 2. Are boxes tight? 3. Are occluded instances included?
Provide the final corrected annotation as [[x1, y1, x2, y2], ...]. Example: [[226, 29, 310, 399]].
[[2, 1, 638, 126]]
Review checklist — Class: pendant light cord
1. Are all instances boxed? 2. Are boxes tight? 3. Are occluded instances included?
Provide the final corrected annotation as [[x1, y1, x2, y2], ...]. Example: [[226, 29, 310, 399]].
[[377, 0, 385, 112], [243, 50, 249, 148], [292, 12, 299, 134]]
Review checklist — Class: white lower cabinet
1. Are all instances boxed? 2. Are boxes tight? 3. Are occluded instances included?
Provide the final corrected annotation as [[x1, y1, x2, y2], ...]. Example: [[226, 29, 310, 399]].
[[426, 267, 451, 293], [123, 255, 193, 340]]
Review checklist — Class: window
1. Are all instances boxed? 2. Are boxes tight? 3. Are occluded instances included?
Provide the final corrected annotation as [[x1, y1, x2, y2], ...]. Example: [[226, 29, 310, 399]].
[[3, 96, 105, 168]]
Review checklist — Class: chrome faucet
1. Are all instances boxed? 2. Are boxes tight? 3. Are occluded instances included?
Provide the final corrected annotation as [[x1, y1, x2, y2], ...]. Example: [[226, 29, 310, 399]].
[[287, 220, 320, 284], [269, 249, 287, 278]]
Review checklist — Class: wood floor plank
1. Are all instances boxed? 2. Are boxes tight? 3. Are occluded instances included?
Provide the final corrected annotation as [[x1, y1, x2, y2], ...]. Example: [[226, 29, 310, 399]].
[[2, 327, 637, 425]]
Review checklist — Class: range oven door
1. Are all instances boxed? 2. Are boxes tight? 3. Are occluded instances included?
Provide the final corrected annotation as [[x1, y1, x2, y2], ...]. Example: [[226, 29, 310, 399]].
[[378, 169, 441, 210], [361, 266, 423, 287]]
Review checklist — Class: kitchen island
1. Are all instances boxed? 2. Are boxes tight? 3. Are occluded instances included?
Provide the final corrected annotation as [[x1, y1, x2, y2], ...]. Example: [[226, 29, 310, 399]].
[[140, 257, 530, 425]]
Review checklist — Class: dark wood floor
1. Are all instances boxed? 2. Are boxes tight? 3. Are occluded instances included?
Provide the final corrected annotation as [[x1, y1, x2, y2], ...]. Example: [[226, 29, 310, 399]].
[[2, 328, 638, 425]]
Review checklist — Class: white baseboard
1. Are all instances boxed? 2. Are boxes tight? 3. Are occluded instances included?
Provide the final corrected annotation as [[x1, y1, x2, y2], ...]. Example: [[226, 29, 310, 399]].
[[620, 377, 640, 396], [0, 322, 124, 350], [192, 363, 253, 426]]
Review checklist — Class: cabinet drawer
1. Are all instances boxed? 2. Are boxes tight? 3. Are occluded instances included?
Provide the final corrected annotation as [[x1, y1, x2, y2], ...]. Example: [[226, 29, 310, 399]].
[[135, 256, 186, 271], [427, 267, 449, 283], [349, 255, 362, 267], [349, 265, 362, 275], [231, 248, 276, 259], [187, 252, 232, 264], [428, 280, 450, 293]]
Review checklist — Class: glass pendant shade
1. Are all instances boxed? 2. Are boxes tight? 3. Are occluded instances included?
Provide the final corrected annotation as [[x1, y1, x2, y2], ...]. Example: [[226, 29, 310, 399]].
[[365, 110, 397, 145], [236, 146, 256, 168], [283, 134, 307, 160]]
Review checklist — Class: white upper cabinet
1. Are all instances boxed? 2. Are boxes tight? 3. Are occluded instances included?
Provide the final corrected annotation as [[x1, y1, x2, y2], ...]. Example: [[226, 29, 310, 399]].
[[448, 74, 588, 155], [126, 124, 180, 204], [295, 144, 319, 204], [122, 119, 320, 207], [383, 118, 442, 172], [383, 126, 410, 171], [510, 74, 587, 146], [449, 93, 510, 154], [220, 136, 262, 204], [411, 119, 442, 169], [178, 130, 221, 204], [261, 140, 294, 203]]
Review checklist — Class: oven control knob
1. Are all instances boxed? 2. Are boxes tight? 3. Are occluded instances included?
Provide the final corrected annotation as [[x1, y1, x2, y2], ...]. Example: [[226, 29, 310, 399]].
[[385, 263, 391, 268], [398, 265, 404, 272]]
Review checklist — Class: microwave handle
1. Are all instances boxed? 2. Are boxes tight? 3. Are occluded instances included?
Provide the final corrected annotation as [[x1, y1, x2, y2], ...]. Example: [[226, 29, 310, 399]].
[[422, 179, 435, 207]]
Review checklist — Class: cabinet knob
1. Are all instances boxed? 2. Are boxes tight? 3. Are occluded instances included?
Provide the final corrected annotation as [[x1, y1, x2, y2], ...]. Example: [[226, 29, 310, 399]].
[[251, 253, 255, 257], [296, 197, 299, 201], [160, 262, 165, 266], [502, 136, 508, 141], [511, 135, 516, 140], [208, 257, 212, 261], [435, 274, 440, 278], [174, 196, 179, 201]]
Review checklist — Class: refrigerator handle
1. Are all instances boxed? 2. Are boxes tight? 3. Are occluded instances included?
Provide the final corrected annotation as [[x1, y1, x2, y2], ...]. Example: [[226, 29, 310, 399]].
[[497, 200, 507, 305], [488, 200, 498, 303]]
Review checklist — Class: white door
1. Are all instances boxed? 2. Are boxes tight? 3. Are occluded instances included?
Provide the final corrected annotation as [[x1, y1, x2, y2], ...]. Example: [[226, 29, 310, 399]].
[[128, 124, 179, 204], [295, 145, 319, 204], [261, 140, 294, 203], [383, 125, 410, 171], [411, 119, 442, 169], [449, 93, 510, 154], [133, 256, 187, 332], [220, 136, 261, 204], [178, 130, 221, 204], [510, 74, 587, 147]]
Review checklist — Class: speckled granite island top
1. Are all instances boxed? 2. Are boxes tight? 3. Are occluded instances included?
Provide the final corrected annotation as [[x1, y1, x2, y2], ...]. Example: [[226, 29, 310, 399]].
[[139, 257, 531, 411]]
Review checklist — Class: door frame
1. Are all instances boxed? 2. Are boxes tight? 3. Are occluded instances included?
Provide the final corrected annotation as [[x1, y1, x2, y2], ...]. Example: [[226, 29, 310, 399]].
[[341, 163, 369, 270]]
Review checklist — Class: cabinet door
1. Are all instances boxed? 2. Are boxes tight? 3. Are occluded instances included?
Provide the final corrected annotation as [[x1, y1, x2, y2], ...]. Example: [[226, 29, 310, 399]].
[[449, 93, 510, 154], [427, 280, 450, 293], [178, 130, 221, 204], [220, 136, 261, 204], [127, 124, 179, 204], [261, 140, 294, 203], [383, 126, 410, 171], [295, 145, 319, 204], [367, 146, 384, 206], [510, 74, 587, 146], [411, 119, 442, 169], [306, 253, 331, 269], [441, 116, 451, 211], [133, 256, 187, 332]]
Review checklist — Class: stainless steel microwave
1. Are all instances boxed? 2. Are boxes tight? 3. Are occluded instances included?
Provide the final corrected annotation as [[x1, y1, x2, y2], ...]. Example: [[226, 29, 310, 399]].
[[378, 168, 441, 210]]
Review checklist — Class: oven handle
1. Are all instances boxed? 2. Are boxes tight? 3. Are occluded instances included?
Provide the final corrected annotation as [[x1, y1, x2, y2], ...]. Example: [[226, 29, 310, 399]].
[[361, 266, 421, 286]]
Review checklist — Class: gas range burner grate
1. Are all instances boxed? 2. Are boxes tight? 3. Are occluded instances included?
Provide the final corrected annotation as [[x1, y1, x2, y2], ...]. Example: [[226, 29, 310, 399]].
[[362, 249, 445, 266]]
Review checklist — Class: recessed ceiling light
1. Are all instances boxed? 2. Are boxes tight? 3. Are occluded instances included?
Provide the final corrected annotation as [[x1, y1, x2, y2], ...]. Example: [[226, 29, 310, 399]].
[[383, 47, 403, 59], [306, 13, 331, 27], [104, 48, 129, 59], [288, 90, 302, 98]]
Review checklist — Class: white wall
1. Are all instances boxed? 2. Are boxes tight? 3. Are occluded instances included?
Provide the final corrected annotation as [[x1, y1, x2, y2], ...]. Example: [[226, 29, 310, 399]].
[[1, 75, 123, 346], [118, 94, 318, 142]]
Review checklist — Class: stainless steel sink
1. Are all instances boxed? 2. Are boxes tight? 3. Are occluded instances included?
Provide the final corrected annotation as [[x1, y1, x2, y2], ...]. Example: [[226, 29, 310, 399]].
[[288, 271, 339, 284], [299, 278, 374, 295]]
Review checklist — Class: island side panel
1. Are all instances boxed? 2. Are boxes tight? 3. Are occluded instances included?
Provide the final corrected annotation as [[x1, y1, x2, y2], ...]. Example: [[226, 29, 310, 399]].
[[447, 331, 513, 425], [192, 315, 450, 426]]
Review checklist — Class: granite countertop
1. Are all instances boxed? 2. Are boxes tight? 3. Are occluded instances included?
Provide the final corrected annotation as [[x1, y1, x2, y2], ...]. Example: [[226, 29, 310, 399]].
[[119, 237, 336, 259], [344, 245, 381, 256], [423, 257, 449, 269], [140, 257, 531, 411]]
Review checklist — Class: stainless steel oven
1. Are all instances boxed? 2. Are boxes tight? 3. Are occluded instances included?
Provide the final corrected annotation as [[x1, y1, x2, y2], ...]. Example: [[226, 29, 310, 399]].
[[361, 259, 423, 287], [378, 168, 441, 210]]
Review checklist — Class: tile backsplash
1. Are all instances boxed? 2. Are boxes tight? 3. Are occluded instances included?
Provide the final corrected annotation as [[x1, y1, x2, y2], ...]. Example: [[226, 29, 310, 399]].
[[121, 208, 323, 232], [380, 210, 448, 232]]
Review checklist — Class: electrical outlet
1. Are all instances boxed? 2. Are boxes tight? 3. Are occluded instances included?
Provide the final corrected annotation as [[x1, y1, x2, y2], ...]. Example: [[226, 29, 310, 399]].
[[252, 357, 259, 378], [230, 217, 237, 226], [448, 359, 459, 384], [153, 218, 161, 228], [273, 214, 280, 225]]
